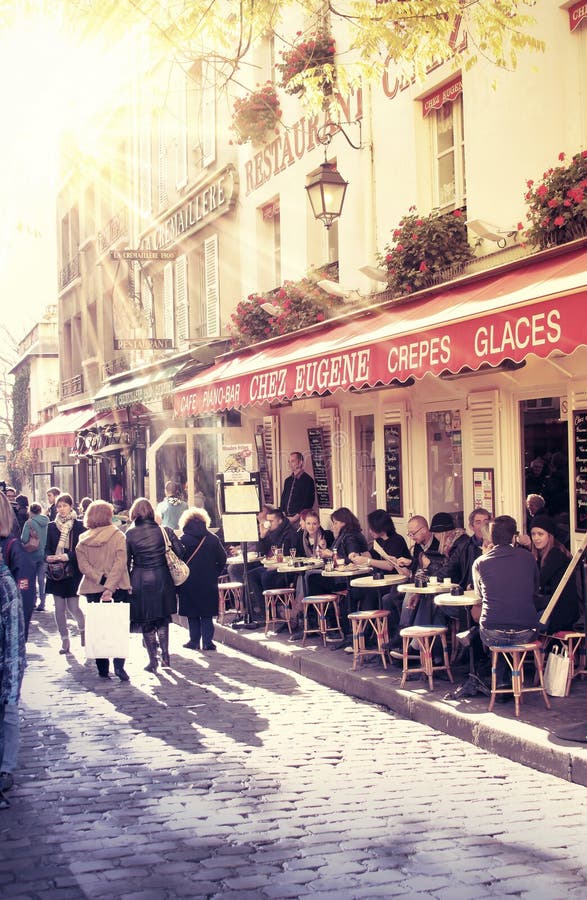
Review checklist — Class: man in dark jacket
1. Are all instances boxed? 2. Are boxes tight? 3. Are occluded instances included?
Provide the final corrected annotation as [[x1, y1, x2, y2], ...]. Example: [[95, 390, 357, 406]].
[[248, 508, 297, 617], [280, 452, 315, 527]]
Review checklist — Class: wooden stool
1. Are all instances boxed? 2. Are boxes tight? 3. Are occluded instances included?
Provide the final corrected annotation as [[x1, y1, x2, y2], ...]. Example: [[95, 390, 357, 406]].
[[488, 642, 551, 717], [217, 581, 244, 624], [302, 594, 344, 646], [542, 631, 586, 696], [263, 588, 295, 635], [399, 626, 453, 690], [348, 610, 390, 670]]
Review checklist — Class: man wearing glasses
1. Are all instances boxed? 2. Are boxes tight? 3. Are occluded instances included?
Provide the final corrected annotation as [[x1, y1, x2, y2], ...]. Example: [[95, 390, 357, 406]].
[[391, 516, 447, 647]]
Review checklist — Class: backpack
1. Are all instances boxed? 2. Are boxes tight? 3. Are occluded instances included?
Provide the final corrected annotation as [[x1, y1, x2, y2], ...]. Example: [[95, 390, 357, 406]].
[[23, 525, 40, 553]]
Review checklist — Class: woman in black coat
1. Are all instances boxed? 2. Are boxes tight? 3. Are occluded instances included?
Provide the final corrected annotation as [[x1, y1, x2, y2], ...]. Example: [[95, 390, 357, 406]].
[[531, 515, 580, 633], [178, 507, 227, 652], [125, 497, 184, 672], [45, 492, 86, 654]]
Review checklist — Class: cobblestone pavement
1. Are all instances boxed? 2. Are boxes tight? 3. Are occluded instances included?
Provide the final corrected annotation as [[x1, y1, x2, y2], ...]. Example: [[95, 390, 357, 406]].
[[2, 608, 587, 899]]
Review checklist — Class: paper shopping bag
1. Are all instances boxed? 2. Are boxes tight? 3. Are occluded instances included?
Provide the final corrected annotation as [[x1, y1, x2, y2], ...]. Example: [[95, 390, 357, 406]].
[[85, 601, 130, 659], [543, 645, 570, 697]]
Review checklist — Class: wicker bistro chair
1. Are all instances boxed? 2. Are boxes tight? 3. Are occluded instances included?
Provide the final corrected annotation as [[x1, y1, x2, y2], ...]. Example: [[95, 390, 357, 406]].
[[301, 594, 344, 646], [399, 625, 453, 691], [348, 610, 390, 670], [488, 641, 551, 718], [217, 580, 245, 625], [263, 587, 296, 636]]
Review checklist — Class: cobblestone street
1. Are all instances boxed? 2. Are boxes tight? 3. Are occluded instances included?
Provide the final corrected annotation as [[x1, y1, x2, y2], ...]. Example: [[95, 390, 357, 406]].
[[2, 609, 587, 899]]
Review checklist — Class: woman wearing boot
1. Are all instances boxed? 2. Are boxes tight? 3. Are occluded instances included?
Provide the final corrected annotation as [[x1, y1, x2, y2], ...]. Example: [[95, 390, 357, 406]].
[[45, 493, 85, 654], [178, 507, 226, 651], [125, 497, 183, 672], [76, 500, 131, 681]]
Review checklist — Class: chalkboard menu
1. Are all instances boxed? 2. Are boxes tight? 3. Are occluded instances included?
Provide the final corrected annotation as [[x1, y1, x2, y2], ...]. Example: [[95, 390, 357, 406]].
[[573, 411, 587, 531], [307, 427, 333, 508], [384, 424, 403, 518], [254, 432, 273, 505]]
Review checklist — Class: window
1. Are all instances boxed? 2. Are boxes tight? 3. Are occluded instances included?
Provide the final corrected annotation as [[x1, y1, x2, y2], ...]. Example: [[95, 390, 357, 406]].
[[259, 200, 281, 290], [426, 408, 463, 528], [190, 61, 216, 169], [431, 95, 465, 210]]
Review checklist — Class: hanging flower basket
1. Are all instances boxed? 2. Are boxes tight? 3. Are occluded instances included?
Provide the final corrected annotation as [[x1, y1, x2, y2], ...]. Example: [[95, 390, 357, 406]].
[[524, 150, 587, 249], [378, 207, 474, 296], [230, 83, 281, 146], [276, 31, 336, 97]]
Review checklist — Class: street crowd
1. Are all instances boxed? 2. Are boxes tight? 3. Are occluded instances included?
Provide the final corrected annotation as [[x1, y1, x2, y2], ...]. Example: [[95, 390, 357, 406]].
[[0, 450, 583, 811]]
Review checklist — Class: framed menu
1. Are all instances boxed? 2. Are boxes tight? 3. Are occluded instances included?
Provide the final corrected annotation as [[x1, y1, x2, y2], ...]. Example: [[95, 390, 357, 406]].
[[307, 427, 332, 508], [472, 467, 495, 517], [573, 411, 587, 531], [254, 431, 273, 505], [383, 424, 403, 518]]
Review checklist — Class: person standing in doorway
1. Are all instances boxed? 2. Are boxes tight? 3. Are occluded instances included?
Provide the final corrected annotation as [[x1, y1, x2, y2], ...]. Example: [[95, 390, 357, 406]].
[[280, 452, 316, 527], [156, 481, 188, 532]]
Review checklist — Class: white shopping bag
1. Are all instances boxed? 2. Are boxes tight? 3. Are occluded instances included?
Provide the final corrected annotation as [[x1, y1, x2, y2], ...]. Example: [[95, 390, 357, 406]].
[[543, 645, 570, 697], [85, 602, 130, 659]]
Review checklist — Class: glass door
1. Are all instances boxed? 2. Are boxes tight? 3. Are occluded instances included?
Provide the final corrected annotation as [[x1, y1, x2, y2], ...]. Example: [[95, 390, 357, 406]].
[[354, 413, 376, 532], [426, 408, 464, 528]]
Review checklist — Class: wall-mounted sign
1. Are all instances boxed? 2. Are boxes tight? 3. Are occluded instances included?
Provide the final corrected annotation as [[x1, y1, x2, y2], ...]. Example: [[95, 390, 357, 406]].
[[110, 249, 177, 261], [472, 468, 495, 517], [569, 1, 587, 32], [114, 338, 173, 350], [307, 427, 332, 509], [383, 424, 403, 518], [573, 411, 587, 532]]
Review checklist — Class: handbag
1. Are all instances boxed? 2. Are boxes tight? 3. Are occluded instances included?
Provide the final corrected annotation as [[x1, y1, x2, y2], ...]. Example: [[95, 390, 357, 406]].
[[543, 644, 570, 697], [47, 559, 74, 581], [160, 526, 190, 586], [85, 600, 130, 659], [23, 526, 40, 553]]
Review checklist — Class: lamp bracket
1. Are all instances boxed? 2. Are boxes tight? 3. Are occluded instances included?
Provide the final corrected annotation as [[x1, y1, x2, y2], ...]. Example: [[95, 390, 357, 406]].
[[316, 119, 362, 151]]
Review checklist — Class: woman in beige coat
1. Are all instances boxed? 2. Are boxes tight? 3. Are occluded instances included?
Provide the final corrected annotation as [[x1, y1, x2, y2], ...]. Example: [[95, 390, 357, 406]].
[[75, 501, 132, 681]]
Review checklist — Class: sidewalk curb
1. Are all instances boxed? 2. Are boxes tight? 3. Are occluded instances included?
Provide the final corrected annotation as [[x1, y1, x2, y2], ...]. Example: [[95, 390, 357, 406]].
[[214, 622, 587, 787]]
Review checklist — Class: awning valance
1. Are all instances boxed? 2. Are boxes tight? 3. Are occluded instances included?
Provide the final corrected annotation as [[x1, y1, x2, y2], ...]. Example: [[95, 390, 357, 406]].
[[173, 247, 587, 418], [29, 407, 105, 450], [93, 361, 184, 412], [422, 75, 462, 117], [569, 1, 587, 32]]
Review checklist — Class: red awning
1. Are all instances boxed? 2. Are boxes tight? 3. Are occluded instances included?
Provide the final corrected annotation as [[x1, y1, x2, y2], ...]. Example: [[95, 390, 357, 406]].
[[422, 75, 462, 117], [569, 2, 587, 32], [173, 247, 587, 418], [29, 407, 107, 450]]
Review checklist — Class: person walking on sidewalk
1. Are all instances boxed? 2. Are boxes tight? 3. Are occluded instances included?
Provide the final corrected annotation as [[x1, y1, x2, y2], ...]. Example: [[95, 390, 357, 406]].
[[0, 560, 26, 810], [125, 497, 184, 673], [45, 493, 86, 655], [21, 503, 49, 611], [178, 507, 227, 652], [0, 492, 36, 642], [156, 481, 188, 532], [76, 501, 132, 682]]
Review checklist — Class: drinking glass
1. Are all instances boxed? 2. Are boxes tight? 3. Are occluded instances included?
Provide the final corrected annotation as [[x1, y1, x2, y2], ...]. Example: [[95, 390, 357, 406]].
[[290, 548, 297, 563]]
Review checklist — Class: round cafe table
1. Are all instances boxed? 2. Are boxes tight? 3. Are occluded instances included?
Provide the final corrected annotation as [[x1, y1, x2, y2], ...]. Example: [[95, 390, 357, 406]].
[[349, 573, 408, 610], [434, 590, 488, 697], [276, 559, 324, 574]]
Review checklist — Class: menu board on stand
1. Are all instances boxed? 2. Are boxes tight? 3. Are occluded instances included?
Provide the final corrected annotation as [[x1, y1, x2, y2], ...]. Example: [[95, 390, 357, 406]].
[[307, 427, 333, 509], [573, 410, 587, 531]]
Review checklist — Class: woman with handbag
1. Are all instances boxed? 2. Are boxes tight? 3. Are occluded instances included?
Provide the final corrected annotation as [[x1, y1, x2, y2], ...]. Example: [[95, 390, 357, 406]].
[[45, 493, 85, 655], [125, 497, 184, 672], [178, 507, 226, 651], [75, 500, 132, 681]]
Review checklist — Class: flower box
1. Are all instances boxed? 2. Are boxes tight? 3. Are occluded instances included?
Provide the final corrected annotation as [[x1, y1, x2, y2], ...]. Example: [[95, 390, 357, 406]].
[[276, 32, 336, 96], [524, 150, 587, 249], [231, 83, 281, 145]]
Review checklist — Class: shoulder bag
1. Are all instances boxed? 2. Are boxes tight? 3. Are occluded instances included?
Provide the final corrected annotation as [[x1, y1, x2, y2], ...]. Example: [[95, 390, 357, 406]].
[[160, 526, 190, 586], [23, 525, 40, 553]]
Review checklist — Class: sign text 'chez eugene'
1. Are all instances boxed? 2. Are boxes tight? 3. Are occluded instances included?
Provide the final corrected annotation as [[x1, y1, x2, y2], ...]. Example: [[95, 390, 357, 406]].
[[174, 294, 581, 416]]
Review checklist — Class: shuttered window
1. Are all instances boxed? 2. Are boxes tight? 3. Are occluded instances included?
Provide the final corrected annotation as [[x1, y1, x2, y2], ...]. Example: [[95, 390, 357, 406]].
[[201, 63, 216, 167], [157, 113, 168, 211], [175, 254, 188, 346], [163, 262, 174, 343], [204, 235, 219, 336], [175, 70, 188, 189]]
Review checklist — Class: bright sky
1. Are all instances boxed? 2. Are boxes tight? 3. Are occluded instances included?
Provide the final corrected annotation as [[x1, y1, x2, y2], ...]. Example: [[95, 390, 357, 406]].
[[0, 6, 135, 346]]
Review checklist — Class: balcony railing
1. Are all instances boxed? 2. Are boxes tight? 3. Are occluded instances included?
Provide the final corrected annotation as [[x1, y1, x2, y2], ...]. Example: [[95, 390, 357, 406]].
[[102, 355, 130, 379], [97, 209, 128, 254], [59, 254, 80, 290], [61, 373, 84, 399]]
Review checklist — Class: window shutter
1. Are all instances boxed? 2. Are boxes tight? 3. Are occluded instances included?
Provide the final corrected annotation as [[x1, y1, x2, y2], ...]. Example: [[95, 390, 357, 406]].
[[163, 262, 174, 343], [175, 71, 188, 189], [468, 390, 499, 460], [141, 270, 154, 331], [204, 234, 219, 336], [158, 114, 168, 211], [382, 403, 410, 522], [175, 254, 188, 346], [262, 415, 279, 506], [201, 63, 216, 167], [139, 103, 152, 218]]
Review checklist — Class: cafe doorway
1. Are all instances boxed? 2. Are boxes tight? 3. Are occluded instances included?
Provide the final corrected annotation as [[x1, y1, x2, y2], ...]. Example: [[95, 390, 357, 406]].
[[520, 397, 569, 543]]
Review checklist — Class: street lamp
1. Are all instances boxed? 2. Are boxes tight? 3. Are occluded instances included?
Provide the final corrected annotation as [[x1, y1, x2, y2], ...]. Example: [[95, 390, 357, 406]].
[[305, 159, 348, 230]]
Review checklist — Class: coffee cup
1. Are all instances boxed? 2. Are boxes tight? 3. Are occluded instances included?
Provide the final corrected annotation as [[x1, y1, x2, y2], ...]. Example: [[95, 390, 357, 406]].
[[429, 575, 438, 585], [443, 577, 451, 585]]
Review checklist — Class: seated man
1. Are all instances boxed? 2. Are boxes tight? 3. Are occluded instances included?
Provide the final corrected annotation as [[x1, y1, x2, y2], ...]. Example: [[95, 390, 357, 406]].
[[472, 515, 539, 693], [395, 515, 448, 634], [248, 508, 297, 618]]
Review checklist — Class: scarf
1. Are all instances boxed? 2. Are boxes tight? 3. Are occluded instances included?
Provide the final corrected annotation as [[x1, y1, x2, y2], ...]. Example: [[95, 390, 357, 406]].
[[302, 528, 323, 558], [55, 509, 77, 554]]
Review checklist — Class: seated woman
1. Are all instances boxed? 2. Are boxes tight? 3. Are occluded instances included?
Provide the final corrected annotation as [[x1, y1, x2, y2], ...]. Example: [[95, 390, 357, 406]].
[[348, 509, 411, 630], [531, 515, 580, 634], [295, 510, 333, 558]]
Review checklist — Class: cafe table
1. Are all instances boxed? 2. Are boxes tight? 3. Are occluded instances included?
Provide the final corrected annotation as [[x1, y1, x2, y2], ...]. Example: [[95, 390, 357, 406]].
[[433, 589, 488, 697], [349, 573, 408, 610], [226, 551, 259, 567]]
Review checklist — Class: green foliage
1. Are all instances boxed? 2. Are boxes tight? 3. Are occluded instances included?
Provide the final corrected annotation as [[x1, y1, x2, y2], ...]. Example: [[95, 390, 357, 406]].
[[524, 150, 587, 249], [229, 278, 343, 349], [379, 207, 474, 296], [12, 366, 29, 451], [231, 83, 281, 145]]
